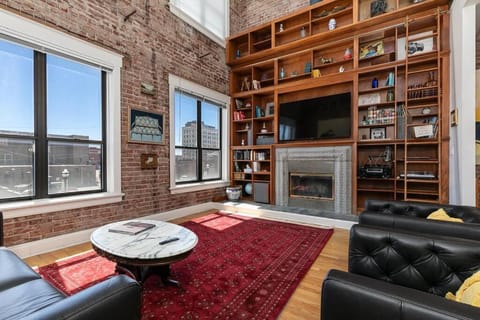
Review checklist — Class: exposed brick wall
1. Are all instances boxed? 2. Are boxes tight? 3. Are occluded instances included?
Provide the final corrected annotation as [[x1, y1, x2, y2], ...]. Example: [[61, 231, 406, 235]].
[[230, 0, 309, 34], [1, 0, 227, 246]]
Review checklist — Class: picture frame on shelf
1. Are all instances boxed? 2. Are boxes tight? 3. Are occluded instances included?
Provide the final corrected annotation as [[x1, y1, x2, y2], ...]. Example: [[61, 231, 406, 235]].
[[370, 127, 386, 140], [129, 107, 164, 144], [265, 102, 274, 116], [359, 40, 384, 60]]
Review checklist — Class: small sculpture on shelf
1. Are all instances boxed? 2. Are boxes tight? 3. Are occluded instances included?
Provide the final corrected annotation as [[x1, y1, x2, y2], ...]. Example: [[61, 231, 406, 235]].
[[339, 65, 345, 73], [279, 67, 285, 79], [252, 80, 261, 90], [260, 122, 268, 133], [372, 78, 379, 88], [320, 56, 334, 64], [240, 77, 250, 91]]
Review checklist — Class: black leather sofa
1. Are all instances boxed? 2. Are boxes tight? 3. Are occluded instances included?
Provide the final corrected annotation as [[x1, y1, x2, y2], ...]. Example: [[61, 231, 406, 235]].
[[360, 199, 480, 241], [0, 211, 142, 320], [321, 224, 480, 320]]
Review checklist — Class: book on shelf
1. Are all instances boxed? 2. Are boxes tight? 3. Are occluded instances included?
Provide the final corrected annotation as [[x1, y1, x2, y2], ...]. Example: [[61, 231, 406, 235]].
[[109, 221, 156, 235]]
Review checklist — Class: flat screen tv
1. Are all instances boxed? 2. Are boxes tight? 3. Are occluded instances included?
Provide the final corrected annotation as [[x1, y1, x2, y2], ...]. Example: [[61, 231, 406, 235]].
[[278, 92, 351, 142]]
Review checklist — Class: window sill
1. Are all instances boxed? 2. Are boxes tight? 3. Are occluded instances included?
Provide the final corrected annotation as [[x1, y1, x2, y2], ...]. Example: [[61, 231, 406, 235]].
[[0, 192, 124, 219], [170, 180, 229, 194]]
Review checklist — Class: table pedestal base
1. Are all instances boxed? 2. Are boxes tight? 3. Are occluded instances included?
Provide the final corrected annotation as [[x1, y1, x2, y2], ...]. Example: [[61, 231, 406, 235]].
[[116, 264, 180, 287]]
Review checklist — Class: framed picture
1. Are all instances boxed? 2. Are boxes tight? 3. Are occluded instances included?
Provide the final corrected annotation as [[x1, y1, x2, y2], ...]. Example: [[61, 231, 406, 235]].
[[129, 108, 164, 144], [265, 102, 274, 116], [140, 153, 158, 169], [370, 127, 386, 140], [359, 40, 384, 60]]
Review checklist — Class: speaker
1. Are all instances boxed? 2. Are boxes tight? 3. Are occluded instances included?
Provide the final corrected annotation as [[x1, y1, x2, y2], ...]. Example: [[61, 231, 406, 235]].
[[253, 182, 269, 204]]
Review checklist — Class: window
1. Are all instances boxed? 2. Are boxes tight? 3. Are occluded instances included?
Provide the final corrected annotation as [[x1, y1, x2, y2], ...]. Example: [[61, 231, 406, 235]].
[[0, 39, 105, 201], [0, 8, 122, 216], [169, 74, 229, 193], [169, 0, 229, 46], [174, 90, 221, 183]]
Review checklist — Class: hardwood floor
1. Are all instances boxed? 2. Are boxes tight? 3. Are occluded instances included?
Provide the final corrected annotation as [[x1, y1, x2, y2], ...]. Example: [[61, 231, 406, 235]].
[[24, 210, 349, 320]]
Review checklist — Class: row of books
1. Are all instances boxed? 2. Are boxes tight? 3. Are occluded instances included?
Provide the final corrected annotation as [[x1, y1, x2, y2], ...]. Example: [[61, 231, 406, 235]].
[[233, 111, 247, 121]]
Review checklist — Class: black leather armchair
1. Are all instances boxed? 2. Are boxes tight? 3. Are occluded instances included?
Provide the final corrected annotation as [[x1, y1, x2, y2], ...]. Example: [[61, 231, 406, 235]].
[[0, 247, 142, 320], [0, 211, 141, 320], [321, 225, 480, 320], [360, 199, 480, 241]]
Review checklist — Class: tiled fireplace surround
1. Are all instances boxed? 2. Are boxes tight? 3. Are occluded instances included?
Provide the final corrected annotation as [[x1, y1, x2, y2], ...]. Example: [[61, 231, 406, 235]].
[[275, 146, 352, 215]]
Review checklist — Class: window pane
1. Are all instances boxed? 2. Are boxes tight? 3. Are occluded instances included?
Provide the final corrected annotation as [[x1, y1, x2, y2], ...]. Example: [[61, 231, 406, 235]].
[[0, 40, 34, 136], [175, 91, 197, 147], [48, 141, 102, 194], [172, 0, 226, 38], [202, 150, 220, 180], [175, 148, 197, 182], [47, 55, 102, 140], [0, 138, 34, 199], [201, 101, 220, 149]]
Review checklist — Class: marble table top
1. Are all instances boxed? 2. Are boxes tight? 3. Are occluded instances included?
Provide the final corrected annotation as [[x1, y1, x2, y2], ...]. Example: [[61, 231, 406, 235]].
[[90, 219, 198, 260]]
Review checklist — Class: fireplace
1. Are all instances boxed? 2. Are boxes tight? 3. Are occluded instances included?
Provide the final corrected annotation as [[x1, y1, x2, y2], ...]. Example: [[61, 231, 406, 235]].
[[276, 146, 352, 215], [289, 173, 334, 200]]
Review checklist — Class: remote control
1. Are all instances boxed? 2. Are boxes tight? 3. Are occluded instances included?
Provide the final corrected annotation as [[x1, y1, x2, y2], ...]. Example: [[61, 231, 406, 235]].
[[159, 237, 179, 245]]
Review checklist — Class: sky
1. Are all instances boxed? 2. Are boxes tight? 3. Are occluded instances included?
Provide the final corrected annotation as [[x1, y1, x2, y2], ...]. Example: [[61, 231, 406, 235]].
[[0, 39, 102, 141]]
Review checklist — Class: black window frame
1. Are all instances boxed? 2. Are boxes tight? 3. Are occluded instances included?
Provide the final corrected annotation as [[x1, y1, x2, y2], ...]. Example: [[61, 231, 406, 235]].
[[174, 90, 222, 184], [0, 43, 106, 203]]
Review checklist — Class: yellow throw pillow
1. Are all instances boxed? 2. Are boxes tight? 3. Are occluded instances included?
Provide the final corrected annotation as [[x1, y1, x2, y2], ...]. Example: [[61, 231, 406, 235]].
[[445, 270, 480, 307], [426, 208, 464, 223]]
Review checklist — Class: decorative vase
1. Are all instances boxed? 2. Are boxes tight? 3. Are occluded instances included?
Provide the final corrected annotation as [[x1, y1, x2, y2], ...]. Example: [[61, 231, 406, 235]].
[[372, 78, 378, 88], [344, 48, 352, 60], [226, 186, 242, 201], [328, 18, 336, 30], [244, 183, 253, 195], [300, 27, 307, 38]]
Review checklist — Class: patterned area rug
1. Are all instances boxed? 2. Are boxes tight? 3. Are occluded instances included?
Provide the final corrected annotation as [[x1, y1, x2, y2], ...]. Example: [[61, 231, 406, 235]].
[[37, 212, 333, 319]]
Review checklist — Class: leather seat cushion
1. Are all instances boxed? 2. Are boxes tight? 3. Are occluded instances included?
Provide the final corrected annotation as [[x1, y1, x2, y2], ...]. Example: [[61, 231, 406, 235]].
[[0, 278, 64, 320]]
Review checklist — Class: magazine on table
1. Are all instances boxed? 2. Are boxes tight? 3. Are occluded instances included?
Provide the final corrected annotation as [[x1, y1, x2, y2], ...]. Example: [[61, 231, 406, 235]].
[[109, 221, 156, 235]]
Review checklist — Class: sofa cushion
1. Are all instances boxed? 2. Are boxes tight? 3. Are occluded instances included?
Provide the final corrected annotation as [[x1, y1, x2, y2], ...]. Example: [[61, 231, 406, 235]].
[[427, 208, 464, 223], [0, 248, 42, 291], [0, 278, 64, 320], [446, 270, 480, 307]]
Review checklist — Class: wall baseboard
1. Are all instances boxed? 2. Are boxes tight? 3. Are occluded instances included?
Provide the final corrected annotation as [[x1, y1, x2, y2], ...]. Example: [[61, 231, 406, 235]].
[[9, 201, 354, 258]]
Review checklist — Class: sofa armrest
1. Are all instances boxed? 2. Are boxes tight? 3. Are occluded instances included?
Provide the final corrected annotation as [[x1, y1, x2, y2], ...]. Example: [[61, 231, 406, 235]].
[[321, 269, 480, 320], [24, 275, 141, 320]]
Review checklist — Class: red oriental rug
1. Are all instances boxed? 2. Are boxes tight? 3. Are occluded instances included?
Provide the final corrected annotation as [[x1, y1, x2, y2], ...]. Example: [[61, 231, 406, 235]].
[[37, 212, 333, 319]]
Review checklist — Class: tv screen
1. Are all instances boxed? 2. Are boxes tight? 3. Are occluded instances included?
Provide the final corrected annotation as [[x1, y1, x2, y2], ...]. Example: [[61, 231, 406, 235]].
[[279, 92, 352, 142]]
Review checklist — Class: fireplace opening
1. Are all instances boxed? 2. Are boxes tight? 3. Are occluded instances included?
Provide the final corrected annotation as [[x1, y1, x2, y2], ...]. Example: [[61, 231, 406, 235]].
[[289, 173, 334, 200]]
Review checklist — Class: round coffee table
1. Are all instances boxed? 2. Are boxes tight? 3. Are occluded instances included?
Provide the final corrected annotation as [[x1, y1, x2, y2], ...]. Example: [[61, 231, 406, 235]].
[[90, 219, 198, 286]]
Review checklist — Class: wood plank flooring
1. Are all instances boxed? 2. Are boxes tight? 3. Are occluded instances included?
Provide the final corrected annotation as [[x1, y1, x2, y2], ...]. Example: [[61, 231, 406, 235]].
[[24, 210, 349, 320]]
